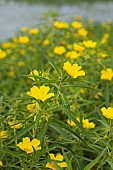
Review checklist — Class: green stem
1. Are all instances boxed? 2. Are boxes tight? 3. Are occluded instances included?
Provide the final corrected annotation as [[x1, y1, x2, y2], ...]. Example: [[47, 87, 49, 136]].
[[105, 81, 110, 107], [41, 119, 49, 147]]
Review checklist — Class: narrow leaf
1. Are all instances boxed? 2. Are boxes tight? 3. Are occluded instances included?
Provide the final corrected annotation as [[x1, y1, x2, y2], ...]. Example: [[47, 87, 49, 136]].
[[107, 160, 113, 169], [62, 150, 73, 170], [46, 56, 62, 77], [7, 122, 35, 145], [84, 147, 107, 170]]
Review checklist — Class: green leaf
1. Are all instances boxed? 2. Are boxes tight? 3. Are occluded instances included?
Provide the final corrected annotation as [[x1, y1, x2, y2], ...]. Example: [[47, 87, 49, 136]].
[[54, 162, 63, 170], [107, 159, 113, 169], [105, 82, 110, 107], [84, 147, 107, 170], [60, 93, 85, 133], [38, 146, 57, 157], [50, 118, 87, 145], [98, 110, 109, 128], [62, 150, 73, 170], [46, 56, 62, 77], [0, 148, 24, 158], [7, 122, 35, 145], [64, 84, 98, 91], [49, 123, 71, 139]]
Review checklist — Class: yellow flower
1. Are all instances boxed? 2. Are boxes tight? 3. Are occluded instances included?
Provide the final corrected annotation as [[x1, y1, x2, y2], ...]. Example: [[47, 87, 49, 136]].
[[82, 119, 95, 129], [28, 28, 39, 35], [98, 52, 107, 58], [12, 37, 18, 42], [54, 21, 69, 29], [101, 68, 113, 81], [17, 61, 25, 67], [2, 42, 16, 49], [29, 70, 39, 81], [73, 43, 85, 52], [6, 49, 12, 54], [17, 137, 41, 154], [80, 88, 87, 94], [46, 153, 67, 170], [66, 51, 81, 59], [101, 33, 109, 44], [71, 21, 83, 29], [43, 39, 50, 46], [8, 121, 23, 129], [0, 131, 8, 139], [18, 36, 30, 44], [0, 161, 3, 166], [66, 44, 72, 50], [0, 49, 7, 59], [101, 107, 113, 119], [83, 40, 97, 48], [67, 118, 80, 126], [78, 28, 88, 37], [7, 70, 15, 77], [27, 85, 54, 102], [67, 118, 95, 129], [54, 46, 66, 55], [63, 61, 85, 78], [27, 103, 36, 113], [20, 49, 26, 55], [46, 162, 56, 170], [94, 92, 103, 99], [21, 26, 28, 32], [27, 101, 40, 113]]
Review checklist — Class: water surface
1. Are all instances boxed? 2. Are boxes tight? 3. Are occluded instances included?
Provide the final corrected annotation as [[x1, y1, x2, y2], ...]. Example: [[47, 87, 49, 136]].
[[0, 0, 113, 41]]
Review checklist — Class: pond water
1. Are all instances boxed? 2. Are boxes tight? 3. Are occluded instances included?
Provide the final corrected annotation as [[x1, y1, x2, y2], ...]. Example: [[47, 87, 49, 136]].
[[0, 0, 113, 42]]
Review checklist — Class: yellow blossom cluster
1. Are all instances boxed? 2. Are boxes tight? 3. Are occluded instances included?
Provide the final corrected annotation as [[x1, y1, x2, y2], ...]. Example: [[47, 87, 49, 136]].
[[2, 42, 16, 49], [54, 21, 69, 29], [8, 121, 23, 129], [46, 153, 67, 170], [66, 51, 81, 59], [67, 118, 95, 129], [0, 130, 8, 139], [28, 28, 39, 35], [29, 69, 39, 81], [18, 36, 30, 44], [71, 21, 83, 29], [82, 40, 97, 48]]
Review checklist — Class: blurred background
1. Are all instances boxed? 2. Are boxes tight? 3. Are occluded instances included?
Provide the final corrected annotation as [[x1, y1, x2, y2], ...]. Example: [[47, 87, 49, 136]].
[[0, 0, 113, 42]]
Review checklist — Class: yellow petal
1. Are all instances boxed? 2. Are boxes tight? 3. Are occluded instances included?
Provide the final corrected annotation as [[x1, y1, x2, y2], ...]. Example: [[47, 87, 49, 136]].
[[23, 137, 31, 146], [0, 161, 3, 166], [55, 153, 63, 161], [40, 86, 50, 96], [76, 70, 85, 77], [17, 142, 25, 150], [31, 139, 40, 146], [63, 62, 71, 70], [42, 93, 54, 102], [46, 162, 56, 170], [49, 154, 56, 160], [58, 162, 67, 168]]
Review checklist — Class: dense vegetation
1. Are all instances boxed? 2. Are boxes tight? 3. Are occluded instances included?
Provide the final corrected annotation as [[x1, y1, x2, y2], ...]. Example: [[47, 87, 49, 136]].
[[0, 15, 113, 169]]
